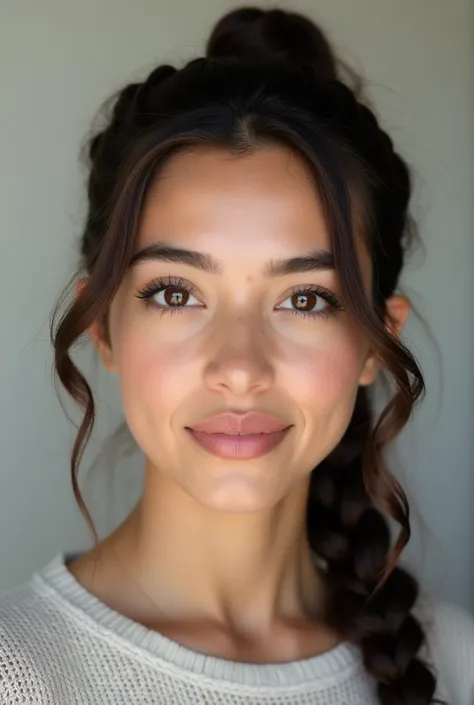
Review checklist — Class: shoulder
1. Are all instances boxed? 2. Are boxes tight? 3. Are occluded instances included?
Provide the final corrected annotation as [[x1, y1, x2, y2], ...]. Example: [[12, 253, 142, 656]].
[[0, 573, 63, 703], [414, 593, 474, 703]]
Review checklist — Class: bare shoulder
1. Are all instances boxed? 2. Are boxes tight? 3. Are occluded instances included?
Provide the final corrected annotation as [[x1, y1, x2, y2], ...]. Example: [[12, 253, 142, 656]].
[[414, 593, 474, 704]]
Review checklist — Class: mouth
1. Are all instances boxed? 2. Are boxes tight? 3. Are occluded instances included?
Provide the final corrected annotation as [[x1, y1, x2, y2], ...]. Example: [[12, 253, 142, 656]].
[[185, 426, 292, 460]]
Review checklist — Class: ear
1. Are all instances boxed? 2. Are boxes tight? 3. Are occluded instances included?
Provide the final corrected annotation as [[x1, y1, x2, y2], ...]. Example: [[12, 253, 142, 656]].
[[76, 278, 118, 374], [358, 294, 411, 387]]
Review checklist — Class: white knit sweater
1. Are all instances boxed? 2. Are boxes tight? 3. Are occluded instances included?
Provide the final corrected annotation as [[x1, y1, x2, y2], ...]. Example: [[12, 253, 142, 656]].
[[0, 554, 473, 704]]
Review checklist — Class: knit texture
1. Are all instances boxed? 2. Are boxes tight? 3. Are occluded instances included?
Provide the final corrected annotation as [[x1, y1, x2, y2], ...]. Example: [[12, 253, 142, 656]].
[[0, 554, 473, 704]]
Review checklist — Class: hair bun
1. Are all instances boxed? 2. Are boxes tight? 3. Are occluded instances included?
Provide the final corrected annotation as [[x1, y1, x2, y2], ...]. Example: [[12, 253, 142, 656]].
[[206, 7, 338, 82]]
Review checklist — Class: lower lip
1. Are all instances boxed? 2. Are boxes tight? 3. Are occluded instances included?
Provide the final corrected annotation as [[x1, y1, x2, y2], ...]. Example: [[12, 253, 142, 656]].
[[185, 427, 292, 459]]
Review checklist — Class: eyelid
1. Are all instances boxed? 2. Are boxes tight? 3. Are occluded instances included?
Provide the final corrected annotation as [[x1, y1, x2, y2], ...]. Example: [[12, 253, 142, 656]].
[[136, 275, 203, 301], [277, 283, 344, 307]]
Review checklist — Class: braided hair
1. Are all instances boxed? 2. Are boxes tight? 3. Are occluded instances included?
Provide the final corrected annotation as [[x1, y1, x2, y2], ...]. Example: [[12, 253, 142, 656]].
[[51, 7, 443, 704]]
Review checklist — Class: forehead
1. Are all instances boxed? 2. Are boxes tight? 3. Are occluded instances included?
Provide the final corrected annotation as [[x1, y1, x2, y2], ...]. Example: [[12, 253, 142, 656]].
[[136, 145, 372, 284], [138, 146, 329, 250]]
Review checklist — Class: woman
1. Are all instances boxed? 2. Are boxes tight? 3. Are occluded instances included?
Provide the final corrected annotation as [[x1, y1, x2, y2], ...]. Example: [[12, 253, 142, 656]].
[[1, 6, 473, 705]]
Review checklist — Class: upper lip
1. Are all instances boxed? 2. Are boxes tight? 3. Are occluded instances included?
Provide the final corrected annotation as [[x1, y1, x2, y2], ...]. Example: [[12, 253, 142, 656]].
[[187, 411, 291, 435]]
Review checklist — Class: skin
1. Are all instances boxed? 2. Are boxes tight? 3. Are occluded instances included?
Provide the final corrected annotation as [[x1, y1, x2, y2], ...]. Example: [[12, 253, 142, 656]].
[[68, 145, 410, 663]]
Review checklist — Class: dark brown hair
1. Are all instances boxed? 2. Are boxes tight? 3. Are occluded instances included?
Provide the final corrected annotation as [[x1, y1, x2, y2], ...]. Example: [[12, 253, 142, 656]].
[[51, 7, 442, 704]]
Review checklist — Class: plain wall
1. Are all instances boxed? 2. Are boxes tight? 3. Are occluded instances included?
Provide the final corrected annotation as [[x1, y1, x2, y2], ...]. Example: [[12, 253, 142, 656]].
[[1, 0, 473, 612]]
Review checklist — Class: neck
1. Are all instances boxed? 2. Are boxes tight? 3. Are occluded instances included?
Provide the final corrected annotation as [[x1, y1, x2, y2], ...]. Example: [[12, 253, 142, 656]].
[[96, 459, 327, 639]]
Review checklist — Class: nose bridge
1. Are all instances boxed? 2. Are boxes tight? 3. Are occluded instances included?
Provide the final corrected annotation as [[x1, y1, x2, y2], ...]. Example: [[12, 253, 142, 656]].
[[217, 311, 270, 365], [204, 309, 274, 393]]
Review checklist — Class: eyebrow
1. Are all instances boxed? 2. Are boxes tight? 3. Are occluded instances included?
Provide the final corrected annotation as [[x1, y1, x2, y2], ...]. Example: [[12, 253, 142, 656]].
[[129, 242, 335, 277]]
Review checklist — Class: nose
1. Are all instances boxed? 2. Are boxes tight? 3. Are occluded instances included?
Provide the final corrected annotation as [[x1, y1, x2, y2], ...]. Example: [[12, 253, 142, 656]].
[[203, 316, 275, 397]]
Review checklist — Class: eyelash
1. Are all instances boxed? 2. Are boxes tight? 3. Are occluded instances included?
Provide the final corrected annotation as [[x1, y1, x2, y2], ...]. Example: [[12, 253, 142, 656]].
[[135, 276, 345, 321]]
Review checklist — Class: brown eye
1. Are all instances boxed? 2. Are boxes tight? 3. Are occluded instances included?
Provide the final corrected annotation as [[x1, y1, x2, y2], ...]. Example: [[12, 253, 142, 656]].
[[291, 292, 319, 312], [278, 291, 327, 316], [163, 286, 190, 307], [136, 277, 203, 314], [275, 286, 344, 321]]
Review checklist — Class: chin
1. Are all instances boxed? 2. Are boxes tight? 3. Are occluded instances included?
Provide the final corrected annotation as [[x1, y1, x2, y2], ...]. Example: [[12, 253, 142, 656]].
[[188, 473, 287, 514]]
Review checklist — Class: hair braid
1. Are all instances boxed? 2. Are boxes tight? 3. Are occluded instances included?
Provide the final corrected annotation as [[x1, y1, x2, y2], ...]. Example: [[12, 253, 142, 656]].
[[304, 89, 438, 696], [308, 389, 438, 703]]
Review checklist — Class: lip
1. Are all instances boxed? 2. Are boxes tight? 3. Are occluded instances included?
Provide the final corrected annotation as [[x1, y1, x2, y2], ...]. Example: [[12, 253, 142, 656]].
[[188, 410, 291, 435], [185, 426, 292, 460]]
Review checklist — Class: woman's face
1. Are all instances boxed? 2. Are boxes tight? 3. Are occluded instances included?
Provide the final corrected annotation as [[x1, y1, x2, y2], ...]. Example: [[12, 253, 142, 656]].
[[99, 145, 378, 512]]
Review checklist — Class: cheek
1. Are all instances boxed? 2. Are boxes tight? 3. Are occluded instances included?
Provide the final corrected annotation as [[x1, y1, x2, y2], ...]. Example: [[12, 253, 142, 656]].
[[295, 347, 361, 402], [284, 334, 364, 449], [282, 319, 363, 399], [112, 317, 198, 421], [290, 342, 360, 462]]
